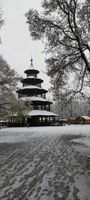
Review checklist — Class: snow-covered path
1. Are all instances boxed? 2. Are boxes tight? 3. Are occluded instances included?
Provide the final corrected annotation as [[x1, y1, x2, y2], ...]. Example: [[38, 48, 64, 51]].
[[0, 125, 90, 200]]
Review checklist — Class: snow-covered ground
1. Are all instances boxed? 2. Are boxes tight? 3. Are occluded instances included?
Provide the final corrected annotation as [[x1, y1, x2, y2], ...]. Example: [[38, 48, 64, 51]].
[[0, 125, 90, 147], [0, 125, 90, 199]]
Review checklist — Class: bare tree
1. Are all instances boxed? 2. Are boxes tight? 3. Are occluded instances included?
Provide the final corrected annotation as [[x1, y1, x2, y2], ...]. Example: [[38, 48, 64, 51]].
[[26, 0, 90, 100], [9, 99, 32, 123]]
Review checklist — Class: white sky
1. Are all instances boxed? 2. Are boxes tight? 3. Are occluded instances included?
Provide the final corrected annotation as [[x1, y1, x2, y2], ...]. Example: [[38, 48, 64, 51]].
[[0, 0, 52, 96]]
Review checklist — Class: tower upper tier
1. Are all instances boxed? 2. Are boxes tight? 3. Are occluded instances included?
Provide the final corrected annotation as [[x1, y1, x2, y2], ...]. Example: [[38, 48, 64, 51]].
[[24, 58, 39, 76], [17, 58, 48, 96]]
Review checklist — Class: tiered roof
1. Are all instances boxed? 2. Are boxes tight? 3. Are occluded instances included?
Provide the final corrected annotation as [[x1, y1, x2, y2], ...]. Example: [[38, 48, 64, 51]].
[[27, 110, 57, 116], [17, 58, 57, 117]]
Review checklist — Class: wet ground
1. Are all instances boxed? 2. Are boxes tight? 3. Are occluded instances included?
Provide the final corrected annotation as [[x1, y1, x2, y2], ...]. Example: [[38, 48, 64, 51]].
[[0, 127, 90, 200]]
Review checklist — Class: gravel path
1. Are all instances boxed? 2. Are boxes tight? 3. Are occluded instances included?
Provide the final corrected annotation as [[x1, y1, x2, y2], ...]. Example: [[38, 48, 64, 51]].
[[0, 128, 90, 200]]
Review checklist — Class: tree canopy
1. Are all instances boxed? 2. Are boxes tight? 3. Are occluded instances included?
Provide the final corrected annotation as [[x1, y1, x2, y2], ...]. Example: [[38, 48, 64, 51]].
[[9, 99, 32, 119], [0, 7, 4, 43], [0, 56, 19, 116], [26, 0, 90, 101]]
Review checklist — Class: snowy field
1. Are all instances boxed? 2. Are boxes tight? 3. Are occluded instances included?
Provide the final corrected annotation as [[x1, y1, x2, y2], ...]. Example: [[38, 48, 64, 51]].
[[0, 125, 90, 200]]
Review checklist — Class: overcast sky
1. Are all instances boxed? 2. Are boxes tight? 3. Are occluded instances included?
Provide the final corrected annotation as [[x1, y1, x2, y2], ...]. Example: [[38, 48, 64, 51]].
[[0, 0, 52, 95]]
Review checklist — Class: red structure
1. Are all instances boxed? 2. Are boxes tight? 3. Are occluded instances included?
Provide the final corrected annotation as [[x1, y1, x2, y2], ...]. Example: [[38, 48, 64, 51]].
[[17, 59, 57, 126]]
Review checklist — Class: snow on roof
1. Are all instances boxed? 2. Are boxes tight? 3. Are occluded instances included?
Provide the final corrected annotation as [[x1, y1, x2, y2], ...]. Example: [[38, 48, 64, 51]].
[[21, 85, 40, 89], [23, 76, 35, 79], [0, 120, 7, 123], [21, 96, 52, 103], [26, 68, 35, 70], [27, 110, 58, 116], [18, 85, 47, 91], [23, 76, 41, 79], [80, 116, 90, 120]]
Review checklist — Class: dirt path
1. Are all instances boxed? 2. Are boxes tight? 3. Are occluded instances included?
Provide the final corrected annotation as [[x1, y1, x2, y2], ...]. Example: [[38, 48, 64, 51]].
[[0, 131, 90, 200]]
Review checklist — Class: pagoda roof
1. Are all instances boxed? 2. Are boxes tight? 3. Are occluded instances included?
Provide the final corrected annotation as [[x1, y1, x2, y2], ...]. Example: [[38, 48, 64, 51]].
[[24, 68, 39, 74], [27, 110, 58, 117], [21, 96, 52, 104], [17, 85, 47, 94], [21, 77, 43, 84]]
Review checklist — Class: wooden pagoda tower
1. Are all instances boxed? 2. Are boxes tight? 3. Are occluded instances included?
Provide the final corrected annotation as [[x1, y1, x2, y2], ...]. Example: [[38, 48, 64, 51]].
[[17, 59, 57, 126]]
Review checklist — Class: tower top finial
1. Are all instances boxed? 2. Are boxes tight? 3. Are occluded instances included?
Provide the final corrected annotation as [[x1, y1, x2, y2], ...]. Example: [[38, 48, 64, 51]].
[[30, 55, 34, 68]]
